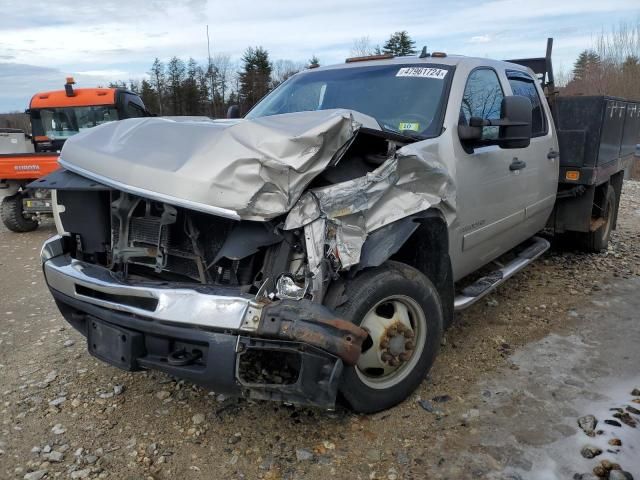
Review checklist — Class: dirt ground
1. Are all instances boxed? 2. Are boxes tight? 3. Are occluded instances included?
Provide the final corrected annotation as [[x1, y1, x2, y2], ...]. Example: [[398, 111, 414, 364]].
[[1, 181, 639, 480]]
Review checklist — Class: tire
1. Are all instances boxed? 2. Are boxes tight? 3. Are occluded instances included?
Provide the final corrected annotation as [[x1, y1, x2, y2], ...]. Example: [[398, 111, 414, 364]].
[[582, 185, 616, 253], [335, 261, 443, 413], [1, 193, 38, 233]]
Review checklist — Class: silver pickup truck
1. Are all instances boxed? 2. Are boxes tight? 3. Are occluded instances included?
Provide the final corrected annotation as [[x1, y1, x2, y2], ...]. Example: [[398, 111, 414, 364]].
[[35, 40, 639, 412]]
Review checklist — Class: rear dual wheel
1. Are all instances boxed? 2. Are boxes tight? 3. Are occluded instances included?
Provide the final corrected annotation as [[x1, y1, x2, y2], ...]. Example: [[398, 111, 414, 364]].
[[581, 185, 616, 253], [336, 261, 443, 413]]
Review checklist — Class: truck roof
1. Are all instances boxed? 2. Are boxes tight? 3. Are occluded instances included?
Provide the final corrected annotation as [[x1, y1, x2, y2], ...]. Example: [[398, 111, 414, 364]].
[[313, 54, 533, 74], [29, 87, 117, 109]]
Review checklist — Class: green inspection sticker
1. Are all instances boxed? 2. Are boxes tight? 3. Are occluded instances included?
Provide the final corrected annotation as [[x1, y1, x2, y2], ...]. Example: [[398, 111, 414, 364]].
[[398, 122, 420, 131]]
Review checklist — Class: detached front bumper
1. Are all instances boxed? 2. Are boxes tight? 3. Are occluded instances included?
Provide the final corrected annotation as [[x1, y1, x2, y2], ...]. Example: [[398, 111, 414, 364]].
[[41, 235, 366, 408]]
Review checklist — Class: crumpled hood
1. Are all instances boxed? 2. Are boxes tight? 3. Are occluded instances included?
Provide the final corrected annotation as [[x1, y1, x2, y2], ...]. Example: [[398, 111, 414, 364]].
[[59, 109, 366, 220]]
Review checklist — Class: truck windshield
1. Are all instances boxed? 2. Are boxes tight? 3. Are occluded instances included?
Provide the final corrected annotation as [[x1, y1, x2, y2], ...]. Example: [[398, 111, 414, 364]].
[[31, 106, 119, 140], [247, 64, 452, 139]]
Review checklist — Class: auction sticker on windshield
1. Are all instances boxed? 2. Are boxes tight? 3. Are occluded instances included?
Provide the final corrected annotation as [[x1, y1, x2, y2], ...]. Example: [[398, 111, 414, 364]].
[[396, 67, 448, 79], [399, 122, 420, 131]]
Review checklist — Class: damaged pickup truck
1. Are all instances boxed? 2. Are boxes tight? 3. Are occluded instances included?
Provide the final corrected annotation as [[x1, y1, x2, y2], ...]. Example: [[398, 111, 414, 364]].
[[36, 39, 639, 412]]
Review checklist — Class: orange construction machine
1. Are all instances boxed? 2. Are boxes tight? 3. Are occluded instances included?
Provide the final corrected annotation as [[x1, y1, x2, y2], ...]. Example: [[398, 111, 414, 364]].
[[0, 78, 150, 232]]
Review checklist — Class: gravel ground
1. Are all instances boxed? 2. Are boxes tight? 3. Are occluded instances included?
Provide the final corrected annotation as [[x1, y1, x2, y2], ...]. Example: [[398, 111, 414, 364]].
[[0, 181, 639, 480]]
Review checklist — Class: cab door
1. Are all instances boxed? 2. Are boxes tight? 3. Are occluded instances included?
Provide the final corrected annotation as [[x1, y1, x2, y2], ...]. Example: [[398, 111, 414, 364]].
[[450, 67, 529, 279], [505, 69, 558, 237]]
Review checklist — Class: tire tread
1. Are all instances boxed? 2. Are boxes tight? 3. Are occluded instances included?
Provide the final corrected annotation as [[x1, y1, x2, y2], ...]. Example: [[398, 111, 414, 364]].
[[1, 194, 38, 233]]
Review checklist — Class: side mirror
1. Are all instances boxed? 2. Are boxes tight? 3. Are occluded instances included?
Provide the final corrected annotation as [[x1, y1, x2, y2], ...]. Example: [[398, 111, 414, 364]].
[[226, 105, 240, 119], [457, 95, 532, 149], [498, 95, 532, 149], [458, 123, 482, 142]]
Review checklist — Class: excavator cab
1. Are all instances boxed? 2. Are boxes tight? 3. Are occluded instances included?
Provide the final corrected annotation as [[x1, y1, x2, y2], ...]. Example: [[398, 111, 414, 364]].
[[1, 79, 150, 232], [27, 78, 150, 153]]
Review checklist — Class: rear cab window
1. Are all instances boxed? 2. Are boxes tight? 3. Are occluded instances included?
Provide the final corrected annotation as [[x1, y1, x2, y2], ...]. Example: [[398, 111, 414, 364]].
[[506, 70, 548, 137]]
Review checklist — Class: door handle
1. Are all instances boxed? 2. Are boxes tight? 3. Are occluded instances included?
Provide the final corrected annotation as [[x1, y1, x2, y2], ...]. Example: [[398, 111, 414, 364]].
[[547, 150, 559, 159], [509, 159, 527, 171]]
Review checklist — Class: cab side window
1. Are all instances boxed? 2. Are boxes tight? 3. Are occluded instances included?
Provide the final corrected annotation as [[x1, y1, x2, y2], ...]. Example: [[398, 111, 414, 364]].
[[506, 70, 547, 137], [460, 68, 504, 140]]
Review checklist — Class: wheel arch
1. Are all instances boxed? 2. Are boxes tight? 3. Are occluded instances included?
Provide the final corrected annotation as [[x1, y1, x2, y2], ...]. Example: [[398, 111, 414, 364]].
[[1, 180, 22, 197], [325, 209, 454, 328], [389, 209, 454, 328]]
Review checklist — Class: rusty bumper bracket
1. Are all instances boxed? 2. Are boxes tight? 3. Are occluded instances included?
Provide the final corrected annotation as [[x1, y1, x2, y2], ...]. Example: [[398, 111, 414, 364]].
[[257, 299, 367, 365]]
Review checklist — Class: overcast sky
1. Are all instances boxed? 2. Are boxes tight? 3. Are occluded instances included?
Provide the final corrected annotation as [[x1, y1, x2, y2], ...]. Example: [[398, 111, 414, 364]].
[[1, 0, 638, 112]]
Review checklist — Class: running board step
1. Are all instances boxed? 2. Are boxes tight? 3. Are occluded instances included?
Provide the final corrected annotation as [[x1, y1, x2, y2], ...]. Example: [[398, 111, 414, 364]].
[[454, 236, 550, 311]]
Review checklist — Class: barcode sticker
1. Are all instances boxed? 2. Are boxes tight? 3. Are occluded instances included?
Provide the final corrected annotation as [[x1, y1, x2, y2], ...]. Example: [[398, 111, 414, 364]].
[[396, 67, 448, 79]]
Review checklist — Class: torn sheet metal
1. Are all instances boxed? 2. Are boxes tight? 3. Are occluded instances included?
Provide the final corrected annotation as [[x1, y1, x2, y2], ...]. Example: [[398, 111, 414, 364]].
[[288, 141, 456, 270], [258, 299, 368, 365], [304, 217, 328, 301], [57, 110, 360, 221]]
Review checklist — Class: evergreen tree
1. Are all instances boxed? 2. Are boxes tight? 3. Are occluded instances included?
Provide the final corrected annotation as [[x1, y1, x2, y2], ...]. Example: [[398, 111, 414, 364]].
[[139, 79, 157, 114], [149, 58, 165, 115], [195, 66, 211, 117], [622, 55, 639, 71], [238, 47, 272, 112], [382, 31, 416, 56], [308, 55, 320, 68], [183, 58, 201, 115], [572, 50, 601, 81], [166, 56, 186, 115], [128, 80, 140, 93], [227, 90, 239, 110]]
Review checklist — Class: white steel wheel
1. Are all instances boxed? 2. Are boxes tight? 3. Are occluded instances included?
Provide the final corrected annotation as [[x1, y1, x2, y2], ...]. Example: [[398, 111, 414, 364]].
[[356, 295, 427, 389], [335, 261, 443, 413]]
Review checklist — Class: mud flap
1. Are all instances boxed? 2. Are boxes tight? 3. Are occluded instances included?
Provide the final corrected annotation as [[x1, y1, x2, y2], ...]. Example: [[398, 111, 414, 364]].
[[236, 337, 343, 409]]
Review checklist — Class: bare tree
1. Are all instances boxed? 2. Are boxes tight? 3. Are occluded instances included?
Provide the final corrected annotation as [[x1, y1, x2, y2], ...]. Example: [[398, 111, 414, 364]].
[[149, 58, 165, 115], [564, 21, 640, 100], [553, 64, 572, 88], [594, 21, 640, 99], [350, 36, 377, 57], [271, 59, 305, 88], [595, 21, 640, 65], [212, 53, 232, 112], [0, 113, 30, 132]]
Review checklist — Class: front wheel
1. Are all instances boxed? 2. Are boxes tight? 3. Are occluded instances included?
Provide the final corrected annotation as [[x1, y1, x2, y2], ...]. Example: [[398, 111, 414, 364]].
[[335, 261, 443, 413], [1, 193, 38, 233]]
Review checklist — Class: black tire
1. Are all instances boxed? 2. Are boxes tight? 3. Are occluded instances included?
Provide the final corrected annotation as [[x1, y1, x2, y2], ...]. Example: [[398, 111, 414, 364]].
[[1, 193, 38, 233], [582, 185, 616, 253], [335, 261, 443, 413]]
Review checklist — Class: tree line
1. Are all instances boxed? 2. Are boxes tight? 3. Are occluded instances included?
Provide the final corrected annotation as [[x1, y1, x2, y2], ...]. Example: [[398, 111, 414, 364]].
[[562, 22, 640, 100], [3, 24, 639, 130], [112, 51, 313, 118], [111, 31, 418, 117]]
